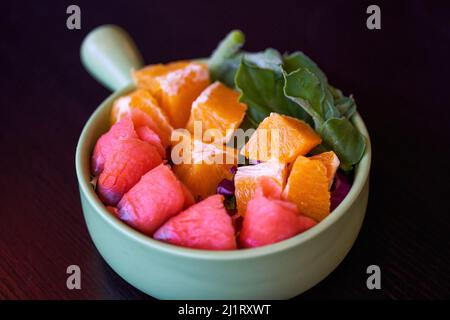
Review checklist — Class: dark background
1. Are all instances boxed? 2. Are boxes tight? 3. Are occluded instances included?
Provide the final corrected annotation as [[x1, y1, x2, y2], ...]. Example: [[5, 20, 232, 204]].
[[1, 0, 449, 299]]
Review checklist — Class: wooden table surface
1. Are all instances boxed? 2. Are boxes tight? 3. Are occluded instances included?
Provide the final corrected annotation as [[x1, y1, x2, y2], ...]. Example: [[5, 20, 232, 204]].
[[1, 0, 449, 299]]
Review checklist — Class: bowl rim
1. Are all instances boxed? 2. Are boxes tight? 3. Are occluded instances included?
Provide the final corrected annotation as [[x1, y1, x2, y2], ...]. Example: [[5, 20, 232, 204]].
[[75, 84, 372, 260]]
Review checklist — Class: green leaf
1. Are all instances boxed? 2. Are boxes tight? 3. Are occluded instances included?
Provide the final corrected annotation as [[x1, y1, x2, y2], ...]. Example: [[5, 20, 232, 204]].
[[244, 48, 283, 72], [209, 30, 245, 87], [235, 58, 312, 125], [283, 68, 324, 127], [208, 32, 366, 168], [284, 53, 356, 120], [329, 84, 344, 99], [329, 85, 356, 118], [283, 52, 340, 121], [283, 67, 340, 127], [282, 53, 365, 168], [283, 51, 328, 83], [208, 34, 283, 88], [335, 95, 357, 119], [319, 117, 366, 169], [214, 56, 242, 88]]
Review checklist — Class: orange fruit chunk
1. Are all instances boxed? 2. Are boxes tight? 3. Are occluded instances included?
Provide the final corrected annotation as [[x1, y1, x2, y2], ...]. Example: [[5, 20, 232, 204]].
[[241, 113, 322, 163], [171, 133, 238, 200], [234, 161, 288, 215], [310, 151, 340, 189], [186, 81, 247, 144], [282, 156, 330, 221], [133, 61, 210, 128], [111, 89, 173, 147]]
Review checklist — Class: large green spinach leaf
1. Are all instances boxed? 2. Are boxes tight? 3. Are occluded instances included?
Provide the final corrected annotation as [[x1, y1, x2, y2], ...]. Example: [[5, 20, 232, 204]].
[[320, 117, 366, 170], [284, 52, 355, 120], [235, 58, 312, 126], [283, 67, 365, 168], [208, 31, 366, 169]]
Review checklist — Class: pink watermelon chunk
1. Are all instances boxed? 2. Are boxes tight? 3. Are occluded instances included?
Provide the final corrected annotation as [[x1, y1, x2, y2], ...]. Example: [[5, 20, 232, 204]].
[[91, 118, 137, 176], [97, 138, 163, 205], [154, 194, 237, 250], [240, 178, 317, 248], [117, 164, 187, 235]]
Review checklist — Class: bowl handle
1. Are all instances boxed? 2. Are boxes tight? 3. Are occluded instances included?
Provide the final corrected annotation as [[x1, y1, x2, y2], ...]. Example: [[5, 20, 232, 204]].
[[80, 25, 144, 91]]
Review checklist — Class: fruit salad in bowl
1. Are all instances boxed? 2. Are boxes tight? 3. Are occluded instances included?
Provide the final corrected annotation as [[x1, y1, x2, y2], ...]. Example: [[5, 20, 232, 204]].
[[76, 25, 371, 298]]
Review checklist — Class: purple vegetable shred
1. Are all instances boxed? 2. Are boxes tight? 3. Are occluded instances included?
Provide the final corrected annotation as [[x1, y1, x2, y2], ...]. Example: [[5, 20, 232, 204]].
[[330, 172, 352, 211], [217, 179, 235, 196]]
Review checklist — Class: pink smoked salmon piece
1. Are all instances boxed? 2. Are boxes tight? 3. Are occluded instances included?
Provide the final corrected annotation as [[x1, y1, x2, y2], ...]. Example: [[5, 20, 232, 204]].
[[135, 126, 166, 159], [106, 206, 119, 216], [181, 183, 195, 209], [239, 178, 317, 248], [91, 118, 137, 176], [91, 117, 167, 175], [97, 138, 163, 206], [117, 164, 187, 235], [111, 92, 173, 148], [154, 194, 237, 250], [126, 108, 170, 147]]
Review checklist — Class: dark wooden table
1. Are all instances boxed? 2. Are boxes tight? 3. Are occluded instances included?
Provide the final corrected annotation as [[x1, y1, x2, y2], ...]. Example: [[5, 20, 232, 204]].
[[1, 0, 449, 299]]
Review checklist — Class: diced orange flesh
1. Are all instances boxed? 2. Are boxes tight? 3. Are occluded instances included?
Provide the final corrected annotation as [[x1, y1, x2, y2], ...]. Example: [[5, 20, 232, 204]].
[[171, 133, 238, 200], [186, 81, 247, 144], [234, 162, 287, 215], [282, 156, 330, 221], [241, 113, 322, 163], [111, 89, 173, 147], [309, 151, 340, 188], [133, 61, 210, 128]]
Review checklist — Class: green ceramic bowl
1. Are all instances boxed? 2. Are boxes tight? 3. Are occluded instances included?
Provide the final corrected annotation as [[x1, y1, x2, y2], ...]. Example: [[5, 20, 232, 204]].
[[76, 25, 371, 299]]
